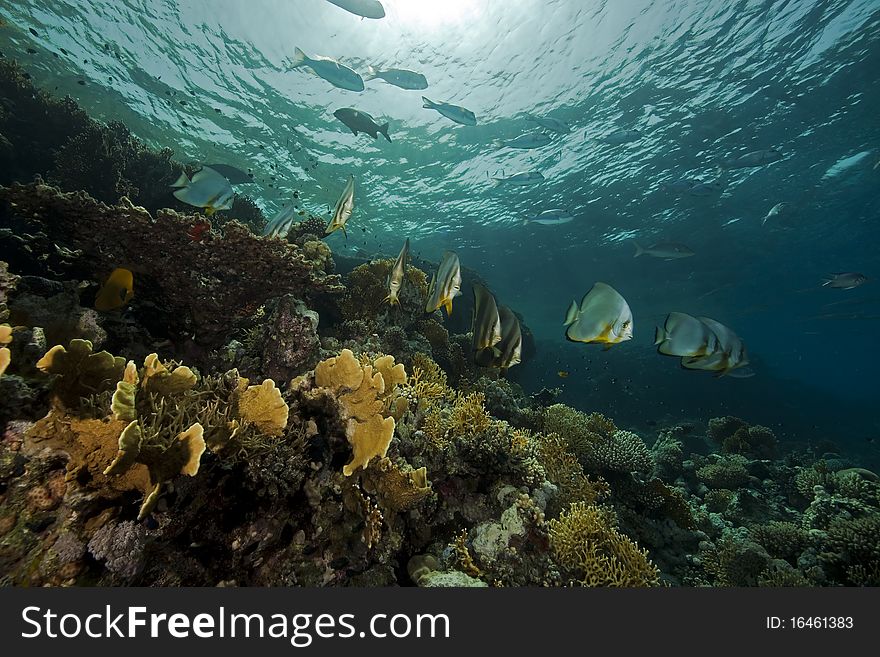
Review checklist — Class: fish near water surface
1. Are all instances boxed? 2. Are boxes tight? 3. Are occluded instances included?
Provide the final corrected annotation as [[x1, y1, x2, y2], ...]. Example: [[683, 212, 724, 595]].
[[564, 282, 633, 347], [633, 241, 695, 259], [289, 47, 364, 92], [334, 108, 391, 142], [500, 133, 552, 149], [524, 209, 573, 226], [722, 148, 782, 169], [171, 166, 234, 215], [425, 251, 462, 316], [602, 129, 641, 144], [385, 238, 410, 305], [492, 171, 544, 187], [365, 66, 427, 90], [325, 175, 355, 237], [95, 268, 134, 312], [762, 202, 795, 227], [325, 0, 385, 19], [527, 115, 570, 134], [822, 272, 867, 290], [422, 97, 476, 126]]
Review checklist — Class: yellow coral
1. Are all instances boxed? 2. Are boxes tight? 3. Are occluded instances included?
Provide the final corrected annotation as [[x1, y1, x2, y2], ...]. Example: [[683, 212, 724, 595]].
[[237, 379, 289, 436], [549, 501, 659, 587], [314, 349, 408, 476], [36, 339, 126, 407], [344, 414, 395, 476], [361, 457, 431, 512], [422, 391, 492, 446], [111, 361, 139, 421], [533, 432, 609, 508], [141, 353, 197, 395], [0, 324, 11, 377]]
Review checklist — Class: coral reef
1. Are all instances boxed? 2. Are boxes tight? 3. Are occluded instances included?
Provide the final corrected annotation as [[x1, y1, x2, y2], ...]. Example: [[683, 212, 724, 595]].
[[0, 182, 344, 348]]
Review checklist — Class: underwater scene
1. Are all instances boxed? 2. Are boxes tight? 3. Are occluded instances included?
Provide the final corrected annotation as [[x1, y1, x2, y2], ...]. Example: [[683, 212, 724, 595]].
[[0, 0, 878, 588]]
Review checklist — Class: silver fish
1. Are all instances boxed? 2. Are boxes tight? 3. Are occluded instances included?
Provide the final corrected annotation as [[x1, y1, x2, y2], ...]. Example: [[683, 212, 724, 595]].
[[334, 108, 391, 142], [425, 251, 462, 315], [822, 272, 867, 290], [289, 47, 365, 92], [263, 204, 299, 238], [171, 166, 234, 216], [365, 66, 427, 90], [564, 282, 633, 347], [501, 133, 552, 149], [602, 129, 641, 144], [325, 0, 385, 19], [385, 238, 409, 305], [422, 96, 476, 126], [325, 175, 355, 236], [472, 283, 502, 366], [680, 317, 749, 376], [762, 202, 794, 227], [527, 115, 570, 134], [687, 180, 724, 196], [654, 312, 719, 358], [494, 305, 522, 371], [723, 148, 782, 169], [632, 241, 695, 259], [524, 209, 573, 226], [493, 171, 545, 187]]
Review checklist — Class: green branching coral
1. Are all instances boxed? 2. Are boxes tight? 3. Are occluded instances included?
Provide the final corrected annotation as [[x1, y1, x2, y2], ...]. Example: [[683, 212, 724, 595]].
[[708, 416, 776, 459], [542, 405, 653, 475], [750, 521, 810, 562], [696, 455, 752, 490], [549, 501, 659, 587], [825, 514, 880, 567]]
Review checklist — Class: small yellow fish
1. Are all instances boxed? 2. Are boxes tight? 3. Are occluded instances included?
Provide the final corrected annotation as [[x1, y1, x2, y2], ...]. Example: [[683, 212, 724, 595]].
[[557, 370, 569, 378], [95, 268, 134, 311]]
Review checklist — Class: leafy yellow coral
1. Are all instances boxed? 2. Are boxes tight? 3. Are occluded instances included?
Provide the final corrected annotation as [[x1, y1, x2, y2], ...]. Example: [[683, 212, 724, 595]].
[[141, 353, 198, 395], [238, 379, 289, 437], [36, 339, 126, 407], [313, 349, 407, 475], [111, 361, 139, 421], [0, 324, 10, 378], [361, 457, 431, 512], [549, 501, 659, 587]]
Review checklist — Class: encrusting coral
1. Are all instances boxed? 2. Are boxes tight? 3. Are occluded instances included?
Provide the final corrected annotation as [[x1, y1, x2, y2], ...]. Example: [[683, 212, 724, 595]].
[[0, 181, 344, 347]]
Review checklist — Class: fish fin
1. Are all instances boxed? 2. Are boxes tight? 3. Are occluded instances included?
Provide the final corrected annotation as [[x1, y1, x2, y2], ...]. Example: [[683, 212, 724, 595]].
[[444, 299, 453, 316], [653, 326, 666, 346], [349, 127, 359, 136], [632, 241, 644, 258], [204, 206, 216, 217], [170, 172, 190, 188], [563, 300, 579, 326], [364, 65, 377, 80], [380, 123, 391, 142], [341, 224, 348, 239], [602, 343, 613, 351], [421, 96, 434, 109], [290, 47, 307, 68]]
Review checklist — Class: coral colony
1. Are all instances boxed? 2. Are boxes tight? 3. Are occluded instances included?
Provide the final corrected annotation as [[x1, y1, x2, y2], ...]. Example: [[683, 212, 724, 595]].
[[0, 59, 878, 588]]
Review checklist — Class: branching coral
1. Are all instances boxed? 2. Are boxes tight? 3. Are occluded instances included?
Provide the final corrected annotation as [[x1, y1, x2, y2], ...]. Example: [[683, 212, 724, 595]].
[[750, 521, 810, 562], [359, 457, 431, 513], [338, 259, 428, 331], [0, 181, 344, 346], [549, 501, 659, 587], [708, 416, 776, 459], [542, 405, 653, 475], [421, 391, 492, 447], [696, 455, 752, 490], [531, 432, 609, 510]]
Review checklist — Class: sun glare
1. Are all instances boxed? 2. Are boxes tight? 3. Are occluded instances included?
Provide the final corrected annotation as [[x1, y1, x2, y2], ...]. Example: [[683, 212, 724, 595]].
[[382, 0, 482, 28]]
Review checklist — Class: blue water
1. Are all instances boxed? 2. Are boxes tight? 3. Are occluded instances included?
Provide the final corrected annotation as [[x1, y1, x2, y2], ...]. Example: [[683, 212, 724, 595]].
[[2, 0, 878, 451]]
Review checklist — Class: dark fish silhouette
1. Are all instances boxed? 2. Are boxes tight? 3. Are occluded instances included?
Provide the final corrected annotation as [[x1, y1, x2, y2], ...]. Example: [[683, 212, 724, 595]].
[[333, 108, 391, 142]]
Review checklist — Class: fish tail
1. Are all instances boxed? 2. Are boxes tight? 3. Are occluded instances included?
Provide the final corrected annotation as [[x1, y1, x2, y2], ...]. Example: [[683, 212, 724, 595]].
[[444, 299, 453, 316], [421, 96, 434, 109], [632, 240, 645, 258], [653, 325, 666, 346], [380, 123, 391, 142], [290, 47, 307, 68], [364, 65, 378, 80]]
